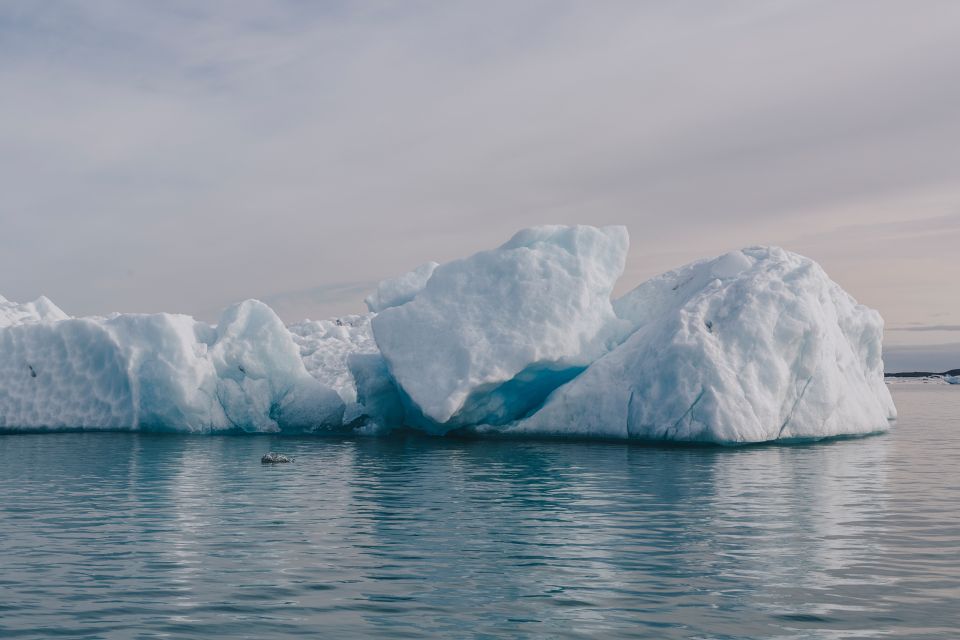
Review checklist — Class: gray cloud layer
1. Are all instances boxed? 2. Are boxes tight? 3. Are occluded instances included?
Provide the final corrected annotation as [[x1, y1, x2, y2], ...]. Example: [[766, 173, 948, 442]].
[[1, 1, 959, 367]]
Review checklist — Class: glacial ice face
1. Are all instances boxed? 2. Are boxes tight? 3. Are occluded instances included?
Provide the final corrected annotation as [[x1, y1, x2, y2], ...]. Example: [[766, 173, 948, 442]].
[[0, 319, 137, 429], [348, 352, 405, 432], [371, 225, 629, 430], [0, 295, 69, 328], [365, 262, 439, 313], [0, 299, 344, 432], [499, 247, 897, 443]]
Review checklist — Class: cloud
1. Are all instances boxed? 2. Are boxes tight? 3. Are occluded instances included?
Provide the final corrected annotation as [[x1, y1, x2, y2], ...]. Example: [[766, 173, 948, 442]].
[[1, 0, 959, 350]]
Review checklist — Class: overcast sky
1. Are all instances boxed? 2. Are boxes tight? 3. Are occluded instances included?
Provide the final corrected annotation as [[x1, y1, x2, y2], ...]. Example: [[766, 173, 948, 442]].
[[1, 0, 958, 370]]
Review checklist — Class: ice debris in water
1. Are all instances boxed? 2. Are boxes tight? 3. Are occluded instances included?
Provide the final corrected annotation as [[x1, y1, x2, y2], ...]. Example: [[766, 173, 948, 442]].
[[0, 225, 897, 444], [261, 452, 293, 464]]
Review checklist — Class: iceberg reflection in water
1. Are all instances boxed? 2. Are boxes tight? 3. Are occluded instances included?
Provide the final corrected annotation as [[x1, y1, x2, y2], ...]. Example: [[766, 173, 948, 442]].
[[0, 384, 957, 638]]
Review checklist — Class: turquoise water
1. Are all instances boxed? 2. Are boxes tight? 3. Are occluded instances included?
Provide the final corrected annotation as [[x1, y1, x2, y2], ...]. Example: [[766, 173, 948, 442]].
[[0, 385, 958, 639]]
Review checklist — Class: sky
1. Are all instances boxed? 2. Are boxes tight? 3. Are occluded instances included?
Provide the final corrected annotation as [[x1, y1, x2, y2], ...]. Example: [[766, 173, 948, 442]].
[[1, 0, 958, 371]]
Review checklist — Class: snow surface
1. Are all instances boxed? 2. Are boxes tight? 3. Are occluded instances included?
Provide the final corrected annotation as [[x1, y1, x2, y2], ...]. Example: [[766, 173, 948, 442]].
[[289, 314, 377, 403], [0, 226, 899, 444], [496, 247, 897, 443], [288, 313, 380, 424], [371, 225, 629, 430]]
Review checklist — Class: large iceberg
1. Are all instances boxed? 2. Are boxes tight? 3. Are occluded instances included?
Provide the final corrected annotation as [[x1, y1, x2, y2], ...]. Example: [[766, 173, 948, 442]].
[[496, 247, 896, 443], [371, 225, 629, 430], [0, 226, 897, 443]]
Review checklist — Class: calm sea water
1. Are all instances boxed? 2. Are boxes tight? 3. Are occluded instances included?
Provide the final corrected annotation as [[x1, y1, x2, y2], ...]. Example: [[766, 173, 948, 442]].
[[0, 385, 958, 639]]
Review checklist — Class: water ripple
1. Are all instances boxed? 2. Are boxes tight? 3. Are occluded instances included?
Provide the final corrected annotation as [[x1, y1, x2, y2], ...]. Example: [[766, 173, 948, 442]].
[[0, 385, 958, 638]]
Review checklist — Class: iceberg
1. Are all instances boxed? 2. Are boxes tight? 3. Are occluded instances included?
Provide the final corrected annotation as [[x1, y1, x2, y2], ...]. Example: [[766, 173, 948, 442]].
[[0, 300, 343, 432], [371, 225, 629, 430], [496, 247, 897, 443], [0, 226, 898, 444]]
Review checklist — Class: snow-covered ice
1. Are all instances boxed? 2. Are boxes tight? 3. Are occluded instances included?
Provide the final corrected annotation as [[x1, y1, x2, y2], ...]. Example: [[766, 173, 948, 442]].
[[289, 314, 378, 408], [0, 294, 68, 328], [365, 262, 438, 313], [371, 225, 629, 430], [496, 247, 897, 443], [288, 312, 404, 428], [0, 226, 899, 444]]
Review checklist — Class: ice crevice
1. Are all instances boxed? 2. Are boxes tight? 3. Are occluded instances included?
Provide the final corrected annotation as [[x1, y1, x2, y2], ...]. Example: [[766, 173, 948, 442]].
[[779, 375, 814, 439], [669, 387, 706, 440]]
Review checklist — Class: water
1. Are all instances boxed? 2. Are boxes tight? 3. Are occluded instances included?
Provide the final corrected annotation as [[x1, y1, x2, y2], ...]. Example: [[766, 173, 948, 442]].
[[0, 385, 958, 639]]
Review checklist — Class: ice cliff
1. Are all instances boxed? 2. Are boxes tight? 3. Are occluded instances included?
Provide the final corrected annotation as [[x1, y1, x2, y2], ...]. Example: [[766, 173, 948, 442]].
[[0, 226, 896, 443]]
